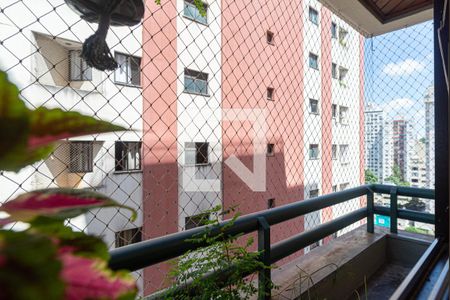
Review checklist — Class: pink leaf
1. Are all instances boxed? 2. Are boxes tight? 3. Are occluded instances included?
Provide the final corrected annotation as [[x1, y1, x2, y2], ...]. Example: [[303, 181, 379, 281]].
[[0, 189, 137, 223], [60, 252, 137, 300]]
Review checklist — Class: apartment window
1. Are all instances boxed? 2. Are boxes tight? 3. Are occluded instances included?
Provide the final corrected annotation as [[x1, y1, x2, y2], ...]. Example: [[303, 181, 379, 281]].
[[339, 28, 348, 46], [309, 7, 319, 25], [332, 104, 337, 118], [184, 69, 208, 95], [267, 143, 275, 156], [266, 31, 274, 44], [331, 63, 338, 79], [332, 185, 337, 193], [309, 189, 319, 198], [339, 67, 348, 83], [267, 87, 274, 100], [184, 0, 207, 24], [309, 53, 319, 70], [309, 144, 319, 160], [115, 141, 142, 172], [339, 106, 348, 124], [332, 144, 337, 160], [339, 144, 349, 164], [69, 142, 93, 173], [115, 53, 141, 86], [185, 213, 210, 230], [331, 22, 337, 38], [185, 142, 209, 165], [340, 183, 349, 191], [268, 198, 276, 209], [115, 227, 142, 248], [69, 50, 92, 81], [309, 99, 319, 114]]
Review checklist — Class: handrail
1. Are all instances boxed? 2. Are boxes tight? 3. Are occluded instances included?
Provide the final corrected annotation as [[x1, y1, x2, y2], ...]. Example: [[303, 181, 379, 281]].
[[108, 184, 436, 299], [109, 185, 370, 271]]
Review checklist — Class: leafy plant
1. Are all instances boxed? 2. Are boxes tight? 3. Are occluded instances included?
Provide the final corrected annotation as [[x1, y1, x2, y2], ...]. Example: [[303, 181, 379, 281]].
[[385, 165, 410, 187], [165, 206, 273, 299], [365, 169, 378, 184], [0, 70, 138, 299]]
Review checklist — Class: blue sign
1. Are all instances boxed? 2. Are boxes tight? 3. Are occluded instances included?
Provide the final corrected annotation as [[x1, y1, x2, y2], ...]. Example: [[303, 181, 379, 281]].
[[374, 214, 390, 228]]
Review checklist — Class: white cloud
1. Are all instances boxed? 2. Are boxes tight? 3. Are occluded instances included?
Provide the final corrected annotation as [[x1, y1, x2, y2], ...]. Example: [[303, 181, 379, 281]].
[[383, 59, 425, 76], [386, 98, 415, 110]]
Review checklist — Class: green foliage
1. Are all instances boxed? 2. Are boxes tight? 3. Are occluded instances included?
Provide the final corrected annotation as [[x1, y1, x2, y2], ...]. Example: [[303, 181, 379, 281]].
[[0, 71, 126, 172], [0, 230, 64, 300], [364, 169, 378, 184], [403, 197, 426, 212], [165, 206, 273, 299], [385, 165, 410, 186], [405, 226, 430, 235]]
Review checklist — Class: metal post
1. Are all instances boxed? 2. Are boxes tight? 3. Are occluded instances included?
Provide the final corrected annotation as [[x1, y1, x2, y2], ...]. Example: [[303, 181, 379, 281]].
[[367, 189, 374, 233], [257, 217, 271, 300], [390, 187, 398, 234], [434, 0, 450, 241]]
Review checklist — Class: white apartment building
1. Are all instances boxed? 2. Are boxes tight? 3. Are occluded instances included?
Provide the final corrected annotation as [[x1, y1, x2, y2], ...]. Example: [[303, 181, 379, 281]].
[[364, 103, 384, 181], [0, 0, 144, 287], [424, 86, 435, 188]]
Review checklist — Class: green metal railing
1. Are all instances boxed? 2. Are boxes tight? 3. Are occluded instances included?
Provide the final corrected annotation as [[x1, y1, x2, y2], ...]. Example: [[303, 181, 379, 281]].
[[109, 184, 435, 299]]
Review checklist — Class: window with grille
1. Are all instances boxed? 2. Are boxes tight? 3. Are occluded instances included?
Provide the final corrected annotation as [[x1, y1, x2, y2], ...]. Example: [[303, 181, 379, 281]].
[[339, 27, 348, 46], [332, 144, 337, 160], [185, 213, 210, 230], [115, 227, 142, 248], [308, 7, 318, 25], [268, 198, 276, 209], [115, 141, 142, 172], [309, 99, 319, 114], [185, 142, 209, 165], [184, 69, 208, 95], [69, 50, 92, 81], [114, 53, 141, 86], [332, 185, 338, 193], [309, 53, 319, 70], [309, 144, 319, 160], [184, 0, 207, 24], [332, 104, 337, 118], [69, 141, 94, 173]]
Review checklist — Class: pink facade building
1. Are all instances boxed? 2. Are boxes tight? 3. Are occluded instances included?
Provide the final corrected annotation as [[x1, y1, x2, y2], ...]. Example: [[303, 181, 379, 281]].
[[142, 0, 365, 294]]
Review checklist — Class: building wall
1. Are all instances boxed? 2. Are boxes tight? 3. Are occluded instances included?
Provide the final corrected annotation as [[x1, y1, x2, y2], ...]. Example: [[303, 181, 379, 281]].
[[0, 0, 143, 289]]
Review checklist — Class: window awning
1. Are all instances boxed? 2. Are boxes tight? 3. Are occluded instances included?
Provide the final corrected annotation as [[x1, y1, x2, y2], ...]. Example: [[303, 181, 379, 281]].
[[319, 0, 433, 36]]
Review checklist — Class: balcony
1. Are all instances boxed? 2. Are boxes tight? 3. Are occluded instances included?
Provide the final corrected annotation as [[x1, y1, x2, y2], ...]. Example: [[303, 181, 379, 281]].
[[109, 184, 448, 299]]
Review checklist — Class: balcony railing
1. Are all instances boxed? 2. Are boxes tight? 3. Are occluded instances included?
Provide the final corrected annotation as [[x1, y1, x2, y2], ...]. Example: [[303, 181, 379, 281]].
[[109, 184, 435, 299]]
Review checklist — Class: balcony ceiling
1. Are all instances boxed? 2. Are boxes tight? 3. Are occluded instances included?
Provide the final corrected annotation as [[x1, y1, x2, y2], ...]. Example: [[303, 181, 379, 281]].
[[319, 0, 433, 37]]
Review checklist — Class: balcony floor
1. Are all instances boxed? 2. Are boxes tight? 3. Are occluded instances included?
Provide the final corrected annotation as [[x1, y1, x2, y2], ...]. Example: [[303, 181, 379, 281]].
[[271, 226, 433, 300]]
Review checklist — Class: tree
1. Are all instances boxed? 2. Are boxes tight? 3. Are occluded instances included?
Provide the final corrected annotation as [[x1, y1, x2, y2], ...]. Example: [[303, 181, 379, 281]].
[[365, 169, 378, 184], [385, 165, 410, 187]]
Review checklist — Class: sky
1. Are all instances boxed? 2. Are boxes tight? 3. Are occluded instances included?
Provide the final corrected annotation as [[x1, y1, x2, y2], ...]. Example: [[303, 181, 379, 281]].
[[364, 21, 434, 138]]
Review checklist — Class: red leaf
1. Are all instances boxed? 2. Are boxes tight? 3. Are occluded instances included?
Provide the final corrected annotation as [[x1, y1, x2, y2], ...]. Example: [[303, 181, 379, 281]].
[[0, 189, 137, 223], [60, 252, 137, 300]]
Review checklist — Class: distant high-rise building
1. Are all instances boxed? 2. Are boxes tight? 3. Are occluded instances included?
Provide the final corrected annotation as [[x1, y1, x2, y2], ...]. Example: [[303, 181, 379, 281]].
[[364, 104, 384, 181], [409, 139, 427, 188], [383, 117, 413, 183], [424, 86, 435, 188]]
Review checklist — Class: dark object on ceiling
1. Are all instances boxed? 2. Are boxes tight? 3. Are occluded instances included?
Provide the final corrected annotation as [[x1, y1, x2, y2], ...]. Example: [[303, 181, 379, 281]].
[[64, 0, 145, 71]]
